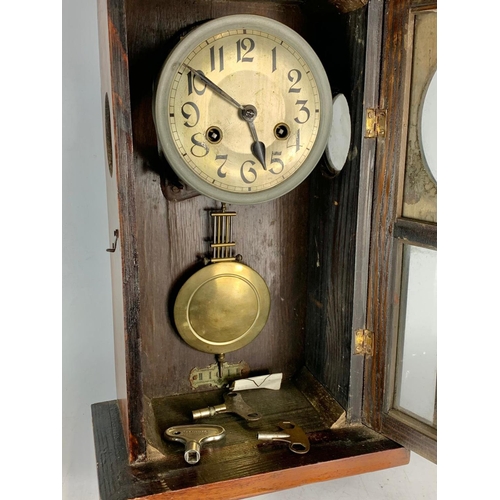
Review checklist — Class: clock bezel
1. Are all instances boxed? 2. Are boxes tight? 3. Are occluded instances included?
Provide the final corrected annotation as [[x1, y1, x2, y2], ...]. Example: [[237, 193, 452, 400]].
[[154, 14, 332, 204]]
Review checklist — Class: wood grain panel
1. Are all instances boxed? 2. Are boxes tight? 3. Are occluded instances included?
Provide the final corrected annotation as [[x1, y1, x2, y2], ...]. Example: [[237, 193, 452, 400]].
[[347, 0, 385, 423], [363, 0, 409, 434], [304, 5, 368, 410], [98, 0, 146, 462]]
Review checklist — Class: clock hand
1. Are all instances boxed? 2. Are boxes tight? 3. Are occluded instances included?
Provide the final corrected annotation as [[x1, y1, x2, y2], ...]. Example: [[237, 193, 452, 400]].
[[184, 65, 267, 170], [241, 105, 266, 170], [185, 65, 244, 111], [247, 121, 267, 171]]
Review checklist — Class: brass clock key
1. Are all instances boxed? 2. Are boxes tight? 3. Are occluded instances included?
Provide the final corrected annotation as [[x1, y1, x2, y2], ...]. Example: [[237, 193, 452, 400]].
[[165, 424, 226, 464]]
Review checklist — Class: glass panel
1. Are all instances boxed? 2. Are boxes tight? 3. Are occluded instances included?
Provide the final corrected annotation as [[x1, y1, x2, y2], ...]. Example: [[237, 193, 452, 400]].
[[395, 245, 437, 427], [402, 11, 437, 223]]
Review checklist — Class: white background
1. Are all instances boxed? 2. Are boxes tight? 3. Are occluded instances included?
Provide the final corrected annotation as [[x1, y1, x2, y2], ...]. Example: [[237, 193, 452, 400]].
[[9, 0, 488, 498]]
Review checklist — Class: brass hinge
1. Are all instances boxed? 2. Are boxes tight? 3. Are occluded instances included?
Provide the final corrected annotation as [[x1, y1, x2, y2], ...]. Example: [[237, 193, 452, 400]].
[[354, 329, 374, 356], [365, 108, 387, 138]]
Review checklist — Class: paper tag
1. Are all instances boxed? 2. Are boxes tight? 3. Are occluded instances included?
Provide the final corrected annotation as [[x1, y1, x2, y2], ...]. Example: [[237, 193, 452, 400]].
[[229, 373, 283, 391]]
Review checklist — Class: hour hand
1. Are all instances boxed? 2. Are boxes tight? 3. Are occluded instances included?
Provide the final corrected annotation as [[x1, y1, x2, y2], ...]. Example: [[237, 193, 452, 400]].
[[249, 124, 267, 171], [241, 105, 267, 170]]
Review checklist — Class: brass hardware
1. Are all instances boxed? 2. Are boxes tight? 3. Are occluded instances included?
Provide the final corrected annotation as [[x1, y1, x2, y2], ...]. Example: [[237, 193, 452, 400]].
[[257, 421, 310, 454], [106, 229, 119, 253], [365, 108, 387, 138], [355, 329, 374, 356], [192, 391, 262, 422], [210, 204, 237, 262], [203, 255, 242, 266], [164, 424, 225, 464], [211, 242, 236, 248], [189, 360, 250, 389]]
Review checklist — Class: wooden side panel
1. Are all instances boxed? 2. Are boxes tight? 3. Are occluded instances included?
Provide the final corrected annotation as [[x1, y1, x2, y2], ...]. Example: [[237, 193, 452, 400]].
[[304, 4, 368, 410], [97, 0, 146, 461]]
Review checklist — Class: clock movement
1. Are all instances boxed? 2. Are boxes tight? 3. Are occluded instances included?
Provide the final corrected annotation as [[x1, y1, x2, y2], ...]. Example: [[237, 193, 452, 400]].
[[92, 0, 437, 498]]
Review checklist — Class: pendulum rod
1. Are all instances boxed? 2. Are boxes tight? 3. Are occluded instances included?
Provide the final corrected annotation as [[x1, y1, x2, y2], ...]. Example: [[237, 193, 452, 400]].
[[210, 203, 237, 263], [209, 204, 239, 377]]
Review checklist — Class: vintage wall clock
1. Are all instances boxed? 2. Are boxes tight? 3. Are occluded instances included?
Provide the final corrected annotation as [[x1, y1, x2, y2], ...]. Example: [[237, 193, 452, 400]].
[[92, 0, 437, 499]]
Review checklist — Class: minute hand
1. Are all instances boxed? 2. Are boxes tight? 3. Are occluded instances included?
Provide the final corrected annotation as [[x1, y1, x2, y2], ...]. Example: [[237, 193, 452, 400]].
[[185, 65, 244, 111]]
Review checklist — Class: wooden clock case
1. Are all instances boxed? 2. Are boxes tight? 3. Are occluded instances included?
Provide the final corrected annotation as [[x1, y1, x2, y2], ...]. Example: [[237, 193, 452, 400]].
[[92, 0, 437, 498]]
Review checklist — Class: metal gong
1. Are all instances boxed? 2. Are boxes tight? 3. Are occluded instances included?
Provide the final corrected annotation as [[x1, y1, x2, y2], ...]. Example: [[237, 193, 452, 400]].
[[173, 261, 271, 354]]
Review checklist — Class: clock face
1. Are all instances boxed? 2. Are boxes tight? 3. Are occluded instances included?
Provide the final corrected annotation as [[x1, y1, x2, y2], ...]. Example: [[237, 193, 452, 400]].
[[154, 15, 332, 204]]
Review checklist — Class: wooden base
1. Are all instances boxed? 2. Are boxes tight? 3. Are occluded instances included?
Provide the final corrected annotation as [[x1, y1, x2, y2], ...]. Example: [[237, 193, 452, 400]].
[[92, 391, 410, 500]]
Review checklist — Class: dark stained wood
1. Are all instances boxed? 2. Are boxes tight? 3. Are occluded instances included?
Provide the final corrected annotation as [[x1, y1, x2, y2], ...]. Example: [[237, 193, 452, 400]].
[[347, 0, 384, 423], [393, 218, 437, 249], [304, 4, 368, 411], [363, 0, 410, 435], [294, 367, 346, 427], [382, 410, 436, 463], [145, 370, 346, 458], [98, 0, 146, 462], [92, 396, 409, 500], [328, 0, 368, 14], [148, 380, 334, 458]]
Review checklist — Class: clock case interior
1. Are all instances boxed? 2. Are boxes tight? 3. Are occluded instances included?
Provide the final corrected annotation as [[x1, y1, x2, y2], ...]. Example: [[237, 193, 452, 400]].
[[93, 0, 412, 498]]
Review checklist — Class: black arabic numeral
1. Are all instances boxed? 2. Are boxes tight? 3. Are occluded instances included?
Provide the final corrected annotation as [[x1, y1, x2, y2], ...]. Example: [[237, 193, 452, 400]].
[[287, 129, 302, 152], [294, 100, 310, 124], [269, 151, 284, 175], [210, 45, 224, 72], [216, 154, 228, 178], [288, 69, 302, 93], [190, 133, 210, 157], [236, 38, 255, 62], [240, 159, 257, 184], [187, 70, 207, 96], [271, 47, 277, 72], [181, 102, 200, 128]]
